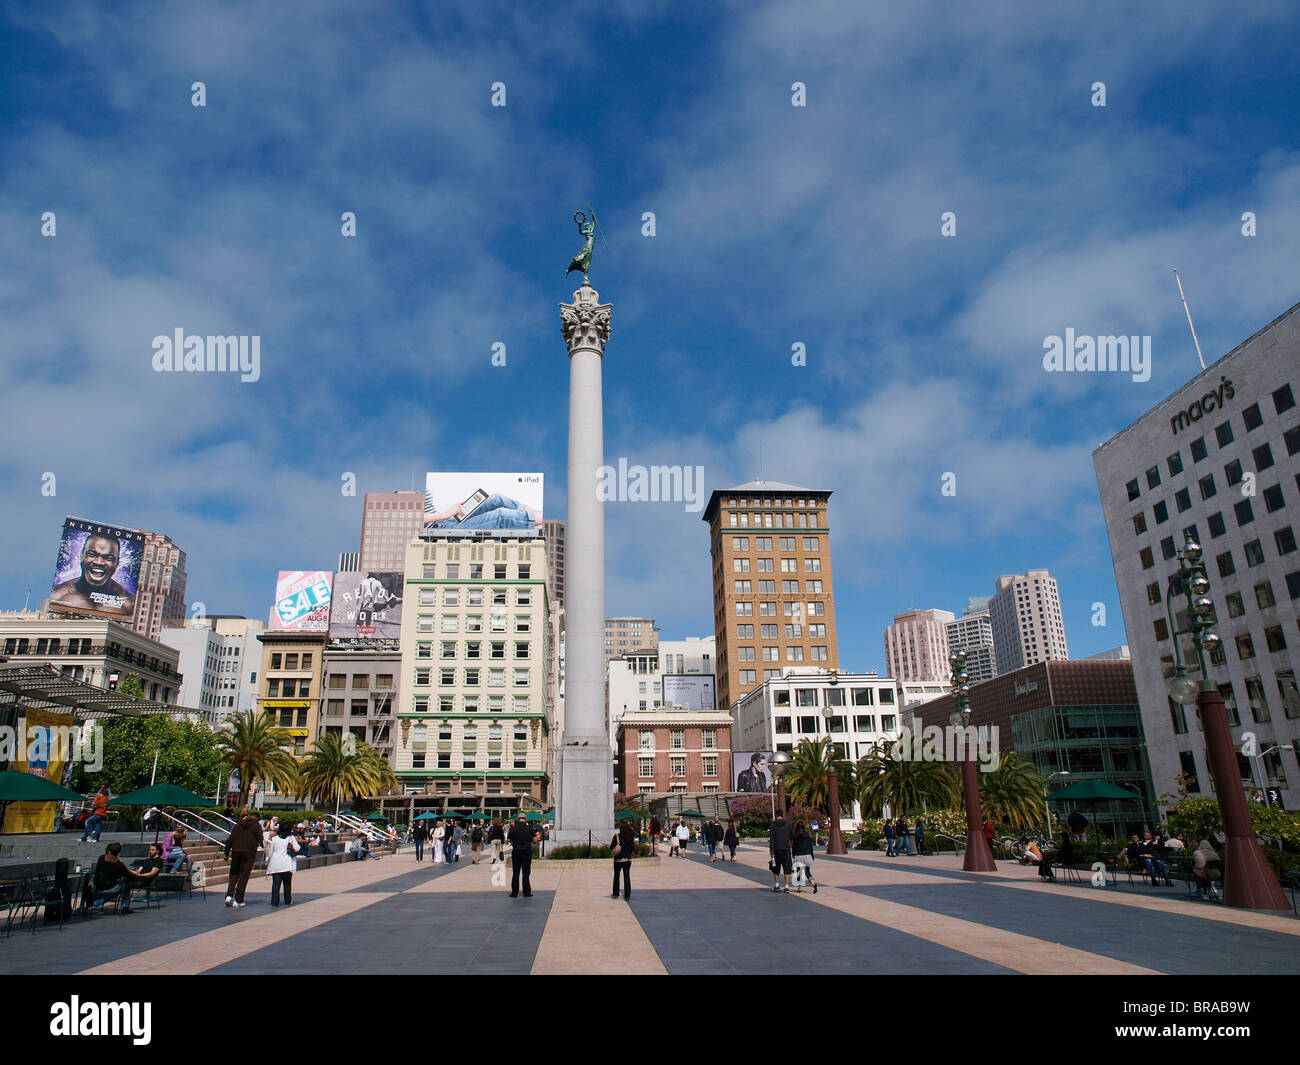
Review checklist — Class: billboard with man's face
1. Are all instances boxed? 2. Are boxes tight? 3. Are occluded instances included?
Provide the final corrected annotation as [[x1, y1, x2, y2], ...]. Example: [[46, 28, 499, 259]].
[[423, 472, 543, 536], [733, 751, 774, 793], [329, 571, 403, 640], [271, 571, 333, 631], [49, 517, 145, 621]]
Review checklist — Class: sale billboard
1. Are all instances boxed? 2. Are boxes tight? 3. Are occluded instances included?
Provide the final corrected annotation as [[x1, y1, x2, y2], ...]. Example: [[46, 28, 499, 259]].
[[271, 571, 333, 631]]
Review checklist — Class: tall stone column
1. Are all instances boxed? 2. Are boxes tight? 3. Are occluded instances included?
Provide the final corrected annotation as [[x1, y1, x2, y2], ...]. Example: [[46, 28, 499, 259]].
[[554, 283, 614, 844]]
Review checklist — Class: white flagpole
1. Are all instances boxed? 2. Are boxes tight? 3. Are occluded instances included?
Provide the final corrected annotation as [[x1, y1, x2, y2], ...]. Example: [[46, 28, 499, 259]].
[[1173, 269, 1206, 371]]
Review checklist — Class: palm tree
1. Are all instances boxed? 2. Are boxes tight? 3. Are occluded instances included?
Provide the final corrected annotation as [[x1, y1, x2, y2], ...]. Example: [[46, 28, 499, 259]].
[[855, 738, 960, 817], [217, 710, 300, 805], [783, 737, 856, 813], [298, 732, 396, 813], [975, 751, 1046, 830]]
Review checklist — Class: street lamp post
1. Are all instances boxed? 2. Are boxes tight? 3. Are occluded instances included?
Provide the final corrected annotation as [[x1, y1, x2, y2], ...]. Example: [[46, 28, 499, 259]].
[[1165, 532, 1289, 911], [1250, 745, 1294, 807], [822, 672, 847, 855], [952, 650, 996, 872], [771, 751, 792, 821]]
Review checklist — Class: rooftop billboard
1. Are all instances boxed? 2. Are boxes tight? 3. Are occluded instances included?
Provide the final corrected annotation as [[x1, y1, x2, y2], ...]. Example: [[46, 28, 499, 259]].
[[423, 472, 543, 536], [49, 517, 146, 621], [329, 571, 403, 641], [271, 571, 333, 631]]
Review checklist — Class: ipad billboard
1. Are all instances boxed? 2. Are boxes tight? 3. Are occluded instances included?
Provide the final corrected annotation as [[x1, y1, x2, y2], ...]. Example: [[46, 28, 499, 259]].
[[329, 571, 403, 640], [423, 472, 543, 535], [272, 570, 333, 631], [49, 517, 146, 621]]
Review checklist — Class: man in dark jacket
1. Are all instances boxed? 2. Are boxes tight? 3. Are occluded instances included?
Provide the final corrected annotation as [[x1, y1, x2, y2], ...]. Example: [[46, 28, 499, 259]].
[[768, 813, 793, 893], [488, 818, 506, 863], [91, 842, 144, 914], [648, 816, 661, 856], [413, 820, 429, 862], [506, 814, 539, 898], [223, 808, 263, 908]]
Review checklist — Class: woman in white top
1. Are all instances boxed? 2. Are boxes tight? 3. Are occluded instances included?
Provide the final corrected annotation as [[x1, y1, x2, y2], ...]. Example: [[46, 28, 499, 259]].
[[675, 821, 690, 854], [266, 823, 301, 907], [433, 820, 446, 864]]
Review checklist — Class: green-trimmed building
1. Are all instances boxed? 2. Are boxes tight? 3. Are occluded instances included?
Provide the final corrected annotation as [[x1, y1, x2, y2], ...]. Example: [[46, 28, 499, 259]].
[[394, 535, 555, 812]]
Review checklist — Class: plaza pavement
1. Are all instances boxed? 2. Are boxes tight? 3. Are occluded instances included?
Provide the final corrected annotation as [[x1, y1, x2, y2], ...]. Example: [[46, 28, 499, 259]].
[[3, 841, 1297, 975]]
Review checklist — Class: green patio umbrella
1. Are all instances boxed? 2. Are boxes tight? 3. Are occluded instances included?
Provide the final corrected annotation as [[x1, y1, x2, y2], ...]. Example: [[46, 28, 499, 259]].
[[1045, 780, 1139, 843], [614, 810, 642, 821], [0, 771, 85, 834], [414, 811, 440, 821], [524, 810, 545, 821], [366, 811, 388, 823], [111, 783, 218, 844], [468, 812, 491, 820], [677, 809, 705, 818]]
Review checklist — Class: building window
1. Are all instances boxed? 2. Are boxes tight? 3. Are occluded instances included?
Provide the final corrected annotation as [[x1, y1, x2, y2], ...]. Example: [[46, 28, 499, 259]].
[[1174, 488, 1191, 513], [1252, 442, 1275, 471], [1207, 512, 1226, 538], [1276, 527, 1297, 556], [1167, 451, 1184, 476], [638, 757, 655, 778], [1242, 402, 1263, 432], [1139, 547, 1154, 570], [1225, 591, 1245, 618], [670, 729, 685, 749], [1133, 513, 1147, 535], [1126, 479, 1141, 501], [702, 756, 718, 778], [1168, 697, 1188, 735], [1153, 501, 1168, 524], [1146, 466, 1161, 489], [1274, 383, 1296, 414], [1216, 551, 1235, 578], [670, 756, 687, 777], [1245, 676, 1269, 722], [1179, 751, 1200, 792], [1264, 626, 1287, 653], [1245, 540, 1266, 567], [1215, 421, 1234, 447], [1199, 474, 1217, 500]]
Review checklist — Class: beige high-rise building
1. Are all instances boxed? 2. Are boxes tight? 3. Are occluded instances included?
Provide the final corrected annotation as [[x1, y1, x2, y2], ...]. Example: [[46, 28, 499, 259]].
[[884, 608, 955, 683], [359, 491, 424, 572], [393, 536, 554, 807], [543, 520, 566, 612], [988, 570, 1070, 674], [703, 481, 839, 711], [604, 617, 658, 662], [130, 532, 187, 641]]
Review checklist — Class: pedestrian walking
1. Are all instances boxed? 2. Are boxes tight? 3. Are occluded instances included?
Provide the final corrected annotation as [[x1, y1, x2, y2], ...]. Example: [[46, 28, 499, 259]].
[[724, 820, 739, 861], [674, 819, 690, 855], [266, 822, 300, 908], [507, 813, 539, 897], [433, 820, 446, 864], [488, 818, 505, 863], [704, 819, 718, 862], [915, 818, 926, 856], [223, 807, 264, 908], [413, 819, 429, 862], [768, 811, 793, 893], [79, 784, 111, 843], [896, 816, 912, 856], [983, 817, 997, 857], [648, 816, 661, 856], [883, 818, 896, 856], [470, 821, 485, 864], [610, 820, 636, 900], [791, 821, 818, 893]]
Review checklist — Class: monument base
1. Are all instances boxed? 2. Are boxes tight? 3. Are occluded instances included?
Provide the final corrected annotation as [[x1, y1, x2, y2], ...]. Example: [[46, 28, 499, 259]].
[[552, 742, 614, 846]]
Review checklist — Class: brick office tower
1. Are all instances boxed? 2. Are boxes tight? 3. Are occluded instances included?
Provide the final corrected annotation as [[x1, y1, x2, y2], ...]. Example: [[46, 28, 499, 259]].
[[703, 481, 839, 711], [359, 491, 425, 572], [131, 532, 187, 641]]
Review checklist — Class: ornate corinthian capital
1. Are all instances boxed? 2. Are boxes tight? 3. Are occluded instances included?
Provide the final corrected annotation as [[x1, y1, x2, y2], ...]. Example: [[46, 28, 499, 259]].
[[559, 285, 613, 356]]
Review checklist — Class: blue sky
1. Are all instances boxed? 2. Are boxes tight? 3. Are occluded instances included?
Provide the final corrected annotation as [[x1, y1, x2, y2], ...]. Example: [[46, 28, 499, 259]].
[[2, 1, 1299, 673]]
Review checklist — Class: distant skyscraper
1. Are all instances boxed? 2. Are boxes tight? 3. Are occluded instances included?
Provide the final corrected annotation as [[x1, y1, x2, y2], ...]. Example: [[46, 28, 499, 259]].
[[946, 597, 998, 685], [988, 570, 1069, 674], [702, 481, 838, 710], [543, 519, 566, 611], [130, 531, 187, 641], [604, 617, 659, 662], [359, 491, 424, 571], [884, 608, 955, 682]]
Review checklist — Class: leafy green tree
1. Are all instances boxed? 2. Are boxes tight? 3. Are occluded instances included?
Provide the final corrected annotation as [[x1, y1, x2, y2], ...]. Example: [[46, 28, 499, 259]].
[[784, 737, 856, 813], [117, 671, 146, 699], [297, 732, 395, 812], [217, 710, 300, 804], [69, 714, 225, 796], [974, 751, 1046, 830], [855, 739, 960, 817]]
